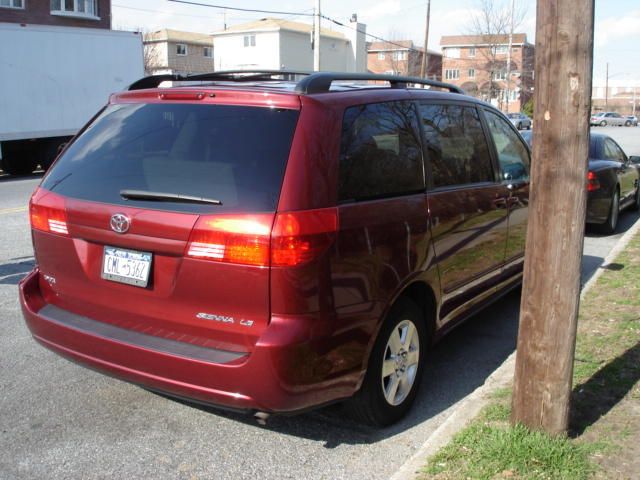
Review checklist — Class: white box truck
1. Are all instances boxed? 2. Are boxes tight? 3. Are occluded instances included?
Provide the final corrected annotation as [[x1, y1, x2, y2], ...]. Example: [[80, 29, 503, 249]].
[[0, 23, 144, 175]]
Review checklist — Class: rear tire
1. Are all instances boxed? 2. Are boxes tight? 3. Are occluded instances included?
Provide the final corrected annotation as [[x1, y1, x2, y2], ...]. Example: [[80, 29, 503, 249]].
[[345, 298, 427, 427], [0, 155, 37, 176], [600, 120, 607, 127], [517, 122, 522, 130], [599, 189, 620, 234], [630, 186, 640, 212]]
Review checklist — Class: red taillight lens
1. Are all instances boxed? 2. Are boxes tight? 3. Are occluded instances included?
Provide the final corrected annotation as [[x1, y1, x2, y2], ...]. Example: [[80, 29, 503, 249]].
[[186, 214, 273, 266], [271, 208, 338, 267], [587, 171, 600, 192], [186, 208, 339, 268], [29, 189, 69, 235]]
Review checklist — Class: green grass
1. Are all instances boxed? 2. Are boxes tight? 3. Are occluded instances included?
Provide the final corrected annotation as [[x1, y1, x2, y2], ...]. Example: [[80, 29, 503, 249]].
[[425, 422, 596, 480], [420, 231, 640, 480]]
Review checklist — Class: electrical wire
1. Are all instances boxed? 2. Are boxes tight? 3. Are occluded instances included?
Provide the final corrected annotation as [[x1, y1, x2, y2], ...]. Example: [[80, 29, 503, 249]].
[[167, 0, 314, 17]]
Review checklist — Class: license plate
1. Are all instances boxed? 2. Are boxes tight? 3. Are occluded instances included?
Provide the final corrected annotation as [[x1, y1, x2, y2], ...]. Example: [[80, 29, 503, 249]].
[[101, 246, 152, 287]]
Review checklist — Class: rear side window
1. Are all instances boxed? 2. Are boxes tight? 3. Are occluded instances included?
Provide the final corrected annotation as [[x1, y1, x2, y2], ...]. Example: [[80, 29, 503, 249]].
[[339, 101, 424, 202], [42, 103, 299, 214], [418, 104, 494, 187]]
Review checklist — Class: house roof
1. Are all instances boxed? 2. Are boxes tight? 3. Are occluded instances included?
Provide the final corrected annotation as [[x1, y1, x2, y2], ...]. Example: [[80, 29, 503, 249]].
[[144, 29, 213, 46], [440, 33, 529, 47], [367, 40, 441, 56], [212, 17, 347, 41]]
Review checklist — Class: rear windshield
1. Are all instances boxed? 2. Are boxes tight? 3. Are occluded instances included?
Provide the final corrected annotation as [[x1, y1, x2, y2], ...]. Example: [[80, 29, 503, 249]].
[[42, 103, 299, 213]]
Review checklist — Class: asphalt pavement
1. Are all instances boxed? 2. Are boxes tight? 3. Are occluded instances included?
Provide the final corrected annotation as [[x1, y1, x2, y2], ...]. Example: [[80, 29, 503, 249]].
[[0, 127, 639, 480]]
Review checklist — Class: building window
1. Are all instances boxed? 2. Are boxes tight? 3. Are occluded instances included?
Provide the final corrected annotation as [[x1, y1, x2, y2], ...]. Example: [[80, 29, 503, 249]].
[[243, 35, 256, 47], [444, 48, 461, 59], [492, 45, 509, 55], [492, 70, 507, 81], [468, 69, 475, 78], [468, 47, 476, 57], [203, 47, 213, 58], [378, 52, 385, 60], [0, 0, 24, 9], [176, 44, 187, 56], [51, 0, 98, 17], [392, 51, 407, 61], [445, 69, 460, 80]]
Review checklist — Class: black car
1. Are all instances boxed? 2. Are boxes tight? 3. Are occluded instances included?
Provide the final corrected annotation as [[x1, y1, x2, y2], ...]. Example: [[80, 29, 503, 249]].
[[521, 131, 640, 233]]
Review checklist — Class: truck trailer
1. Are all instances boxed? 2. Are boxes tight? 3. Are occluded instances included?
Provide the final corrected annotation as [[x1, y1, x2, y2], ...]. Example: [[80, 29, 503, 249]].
[[0, 22, 144, 175]]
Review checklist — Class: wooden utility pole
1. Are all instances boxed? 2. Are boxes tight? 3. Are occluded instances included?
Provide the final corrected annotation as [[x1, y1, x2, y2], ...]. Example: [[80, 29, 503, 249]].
[[505, 0, 515, 113], [605, 62, 609, 109], [419, 0, 431, 78], [511, 0, 595, 435], [313, 0, 321, 71]]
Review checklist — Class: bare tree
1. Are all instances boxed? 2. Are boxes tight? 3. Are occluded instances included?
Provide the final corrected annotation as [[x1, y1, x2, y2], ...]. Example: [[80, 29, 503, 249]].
[[467, 0, 527, 108]]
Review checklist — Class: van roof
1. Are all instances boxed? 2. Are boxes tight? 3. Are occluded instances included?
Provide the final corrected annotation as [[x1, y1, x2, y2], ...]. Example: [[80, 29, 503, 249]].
[[126, 70, 466, 96]]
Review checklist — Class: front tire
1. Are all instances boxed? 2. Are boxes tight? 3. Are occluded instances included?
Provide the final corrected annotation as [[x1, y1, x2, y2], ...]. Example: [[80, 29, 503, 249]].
[[625, 121, 632, 127], [346, 298, 427, 426]]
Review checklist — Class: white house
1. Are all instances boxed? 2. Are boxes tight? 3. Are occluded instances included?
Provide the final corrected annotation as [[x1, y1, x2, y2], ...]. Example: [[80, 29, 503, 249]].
[[212, 17, 366, 72]]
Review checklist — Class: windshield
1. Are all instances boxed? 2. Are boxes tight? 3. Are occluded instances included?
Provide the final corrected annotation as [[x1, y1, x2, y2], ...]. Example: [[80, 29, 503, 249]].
[[42, 103, 299, 214], [506, 113, 520, 119]]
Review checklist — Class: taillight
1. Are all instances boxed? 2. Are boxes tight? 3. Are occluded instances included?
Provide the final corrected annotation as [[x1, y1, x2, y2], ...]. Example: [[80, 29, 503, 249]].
[[587, 171, 600, 192], [29, 188, 69, 235], [186, 214, 273, 266], [186, 207, 338, 267], [271, 208, 338, 267]]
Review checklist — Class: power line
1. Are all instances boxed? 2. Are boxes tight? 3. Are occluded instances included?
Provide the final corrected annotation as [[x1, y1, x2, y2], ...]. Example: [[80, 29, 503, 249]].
[[167, 0, 313, 17], [167, 0, 430, 55]]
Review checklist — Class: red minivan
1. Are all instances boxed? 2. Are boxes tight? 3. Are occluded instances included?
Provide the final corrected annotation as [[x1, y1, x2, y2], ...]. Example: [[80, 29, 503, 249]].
[[20, 72, 530, 426]]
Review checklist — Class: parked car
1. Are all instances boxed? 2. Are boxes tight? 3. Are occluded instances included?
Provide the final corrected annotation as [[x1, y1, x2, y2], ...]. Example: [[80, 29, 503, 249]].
[[506, 112, 532, 130], [626, 115, 638, 126], [520, 130, 640, 233], [20, 71, 531, 427], [590, 112, 633, 127]]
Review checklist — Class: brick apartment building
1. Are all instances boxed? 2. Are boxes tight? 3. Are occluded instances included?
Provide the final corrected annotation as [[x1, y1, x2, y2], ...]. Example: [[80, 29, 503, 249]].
[[440, 33, 535, 112], [0, 0, 110, 29], [144, 29, 215, 76], [367, 40, 442, 80]]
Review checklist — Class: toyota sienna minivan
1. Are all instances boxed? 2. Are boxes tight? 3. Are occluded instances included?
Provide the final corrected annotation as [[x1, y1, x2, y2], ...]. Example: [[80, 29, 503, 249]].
[[20, 71, 530, 426]]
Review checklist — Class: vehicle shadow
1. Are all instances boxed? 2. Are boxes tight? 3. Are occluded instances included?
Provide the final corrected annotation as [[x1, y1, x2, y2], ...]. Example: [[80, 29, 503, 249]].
[[151, 289, 522, 448], [0, 257, 35, 285], [585, 208, 639, 239], [570, 341, 640, 437]]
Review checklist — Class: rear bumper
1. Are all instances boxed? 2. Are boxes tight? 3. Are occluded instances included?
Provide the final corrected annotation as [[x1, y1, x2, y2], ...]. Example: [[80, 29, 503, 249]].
[[20, 269, 361, 413]]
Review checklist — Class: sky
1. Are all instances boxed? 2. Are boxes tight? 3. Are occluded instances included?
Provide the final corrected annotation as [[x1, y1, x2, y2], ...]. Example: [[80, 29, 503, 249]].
[[112, 0, 640, 85]]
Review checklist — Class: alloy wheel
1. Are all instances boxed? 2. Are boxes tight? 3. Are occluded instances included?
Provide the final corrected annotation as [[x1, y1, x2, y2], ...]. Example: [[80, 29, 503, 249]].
[[381, 319, 420, 406]]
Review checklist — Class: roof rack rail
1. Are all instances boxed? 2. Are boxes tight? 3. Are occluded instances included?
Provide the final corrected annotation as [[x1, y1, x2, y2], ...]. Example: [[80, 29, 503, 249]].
[[127, 70, 312, 91], [294, 72, 465, 95]]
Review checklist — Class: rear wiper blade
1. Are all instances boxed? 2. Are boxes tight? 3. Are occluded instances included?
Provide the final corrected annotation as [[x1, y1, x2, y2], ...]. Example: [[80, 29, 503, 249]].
[[120, 189, 222, 205]]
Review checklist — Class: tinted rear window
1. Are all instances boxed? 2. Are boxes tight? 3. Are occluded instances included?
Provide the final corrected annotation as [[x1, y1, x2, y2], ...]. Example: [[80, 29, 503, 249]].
[[42, 103, 299, 213]]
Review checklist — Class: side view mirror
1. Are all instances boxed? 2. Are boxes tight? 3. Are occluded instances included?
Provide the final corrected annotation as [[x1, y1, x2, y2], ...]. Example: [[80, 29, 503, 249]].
[[629, 155, 640, 165]]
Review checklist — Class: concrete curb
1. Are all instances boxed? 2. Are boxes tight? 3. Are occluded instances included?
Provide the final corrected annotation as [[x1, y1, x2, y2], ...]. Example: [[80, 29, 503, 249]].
[[390, 216, 640, 480]]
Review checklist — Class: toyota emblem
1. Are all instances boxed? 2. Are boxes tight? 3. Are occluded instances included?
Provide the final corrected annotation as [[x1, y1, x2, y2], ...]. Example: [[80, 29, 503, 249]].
[[110, 213, 130, 234]]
